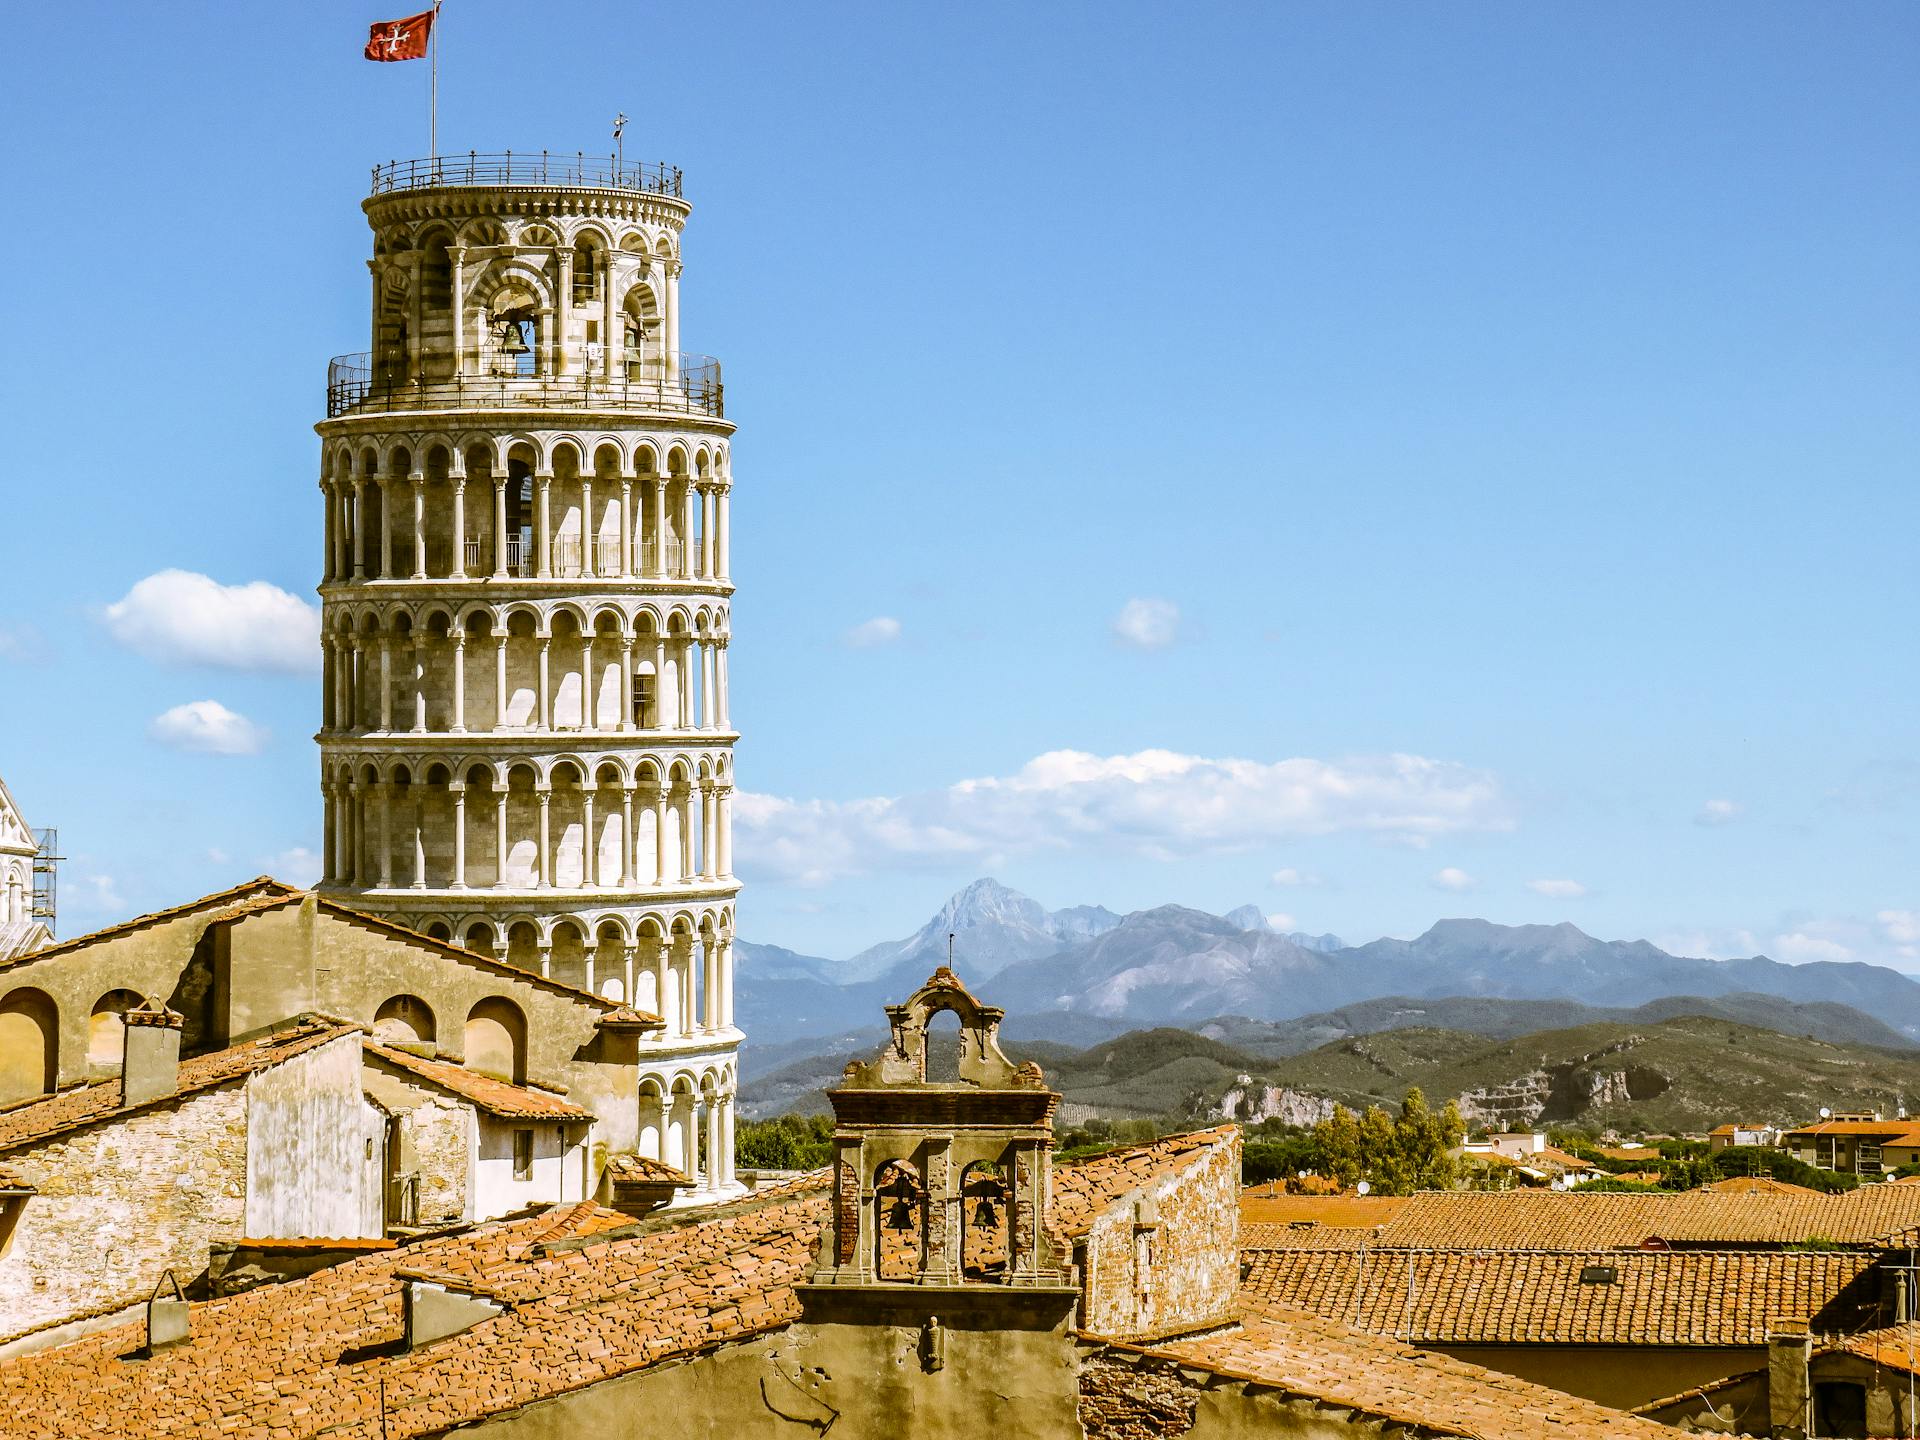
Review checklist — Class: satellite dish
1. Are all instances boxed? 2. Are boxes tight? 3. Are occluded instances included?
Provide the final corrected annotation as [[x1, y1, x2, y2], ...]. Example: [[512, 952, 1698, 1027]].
[[1820, 1107, 1832, 1119], [1355, 1180, 1371, 1196]]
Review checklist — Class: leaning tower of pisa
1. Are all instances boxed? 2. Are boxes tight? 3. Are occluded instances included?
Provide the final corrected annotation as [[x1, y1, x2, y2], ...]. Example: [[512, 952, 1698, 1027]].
[[314, 151, 741, 1196]]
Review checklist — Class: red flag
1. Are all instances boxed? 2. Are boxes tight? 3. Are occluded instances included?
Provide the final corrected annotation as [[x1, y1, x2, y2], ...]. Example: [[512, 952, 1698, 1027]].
[[365, 9, 434, 61]]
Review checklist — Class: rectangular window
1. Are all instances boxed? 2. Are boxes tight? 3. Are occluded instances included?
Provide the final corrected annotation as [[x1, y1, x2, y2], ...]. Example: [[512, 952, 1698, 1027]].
[[512, 1129, 533, 1181], [633, 675, 656, 728]]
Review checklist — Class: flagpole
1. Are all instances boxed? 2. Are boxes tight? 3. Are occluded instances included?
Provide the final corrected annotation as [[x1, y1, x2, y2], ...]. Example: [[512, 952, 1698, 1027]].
[[429, 1, 441, 157]]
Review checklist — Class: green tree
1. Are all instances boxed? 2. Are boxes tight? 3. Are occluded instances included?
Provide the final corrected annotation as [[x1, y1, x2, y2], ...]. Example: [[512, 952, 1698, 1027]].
[[1314, 1105, 1363, 1188], [734, 1113, 834, 1170]]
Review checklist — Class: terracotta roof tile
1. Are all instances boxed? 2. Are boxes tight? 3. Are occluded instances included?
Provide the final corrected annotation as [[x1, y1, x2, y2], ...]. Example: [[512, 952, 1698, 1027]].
[[1698, 1176, 1823, 1195], [0, 1021, 357, 1154], [604, 1153, 691, 1185], [0, 1145, 1246, 1438], [1238, 1193, 1409, 1228], [1137, 1299, 1676, 1438], [364, 1043, 591, 1120], [0, 1197, 825, 1438], [1240, 1248, 1881, 1345], [1240, 1222, 1379, 1251], [1357, 1186, 1920, 1250]]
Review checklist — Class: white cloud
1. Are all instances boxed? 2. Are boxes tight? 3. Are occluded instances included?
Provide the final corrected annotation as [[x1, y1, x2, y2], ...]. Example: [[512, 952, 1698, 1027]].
[[1432, 867, 1476, 892], [1773, 931, 1854, 964], [149, 700, 268, 756], [735, 747, 1508, 886], [1527, 878, 1589, 899], [103, 570, 319, 672], [1878, 910, 1920, 962], [1653, 927, 1762, 961], [206, 848, 230, 865], [1266, 912, 1298, 933], [843, 616, 902, 648], [1696, 799, 1743, 826], [1879, 910, 1920, 946], [1271, 867, 1323, 888], [0, 622, 43, 662], [265, 846, 323, 887], [1111, 598, 1180, 650], [71, 872, 125, 916]]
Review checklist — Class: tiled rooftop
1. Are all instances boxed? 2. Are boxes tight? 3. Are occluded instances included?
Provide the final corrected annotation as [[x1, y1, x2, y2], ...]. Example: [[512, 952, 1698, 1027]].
[[604, 1152, 692, 1185], [1240, 1221, 1378, 1251], [1237, 1191, 1409, 1229], [1697, 1176, 1823, 1195], [0, 1195, 823, 1438], [0, 1131, 1240, 1437], [0, 1021, 357, 1154], [364, 1042, 592, 1120], [1140, 1299, 1677, 1438], [1241, 1247, 1882, 1345], [1339, 1185, 1920, 1250]]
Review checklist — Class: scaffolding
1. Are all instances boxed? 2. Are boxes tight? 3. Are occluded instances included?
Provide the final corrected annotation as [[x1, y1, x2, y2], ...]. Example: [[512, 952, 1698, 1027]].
[[31, 828, 59, 934]]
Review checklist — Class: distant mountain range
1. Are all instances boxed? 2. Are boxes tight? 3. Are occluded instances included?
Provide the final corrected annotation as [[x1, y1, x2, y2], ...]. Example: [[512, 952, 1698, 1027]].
[[740, 1014, 1920, 1131], [735, 878, 1920, 1055]]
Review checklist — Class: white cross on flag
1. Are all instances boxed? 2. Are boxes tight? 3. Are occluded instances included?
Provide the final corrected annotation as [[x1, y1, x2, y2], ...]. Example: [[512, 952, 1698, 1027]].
[[364, 8, 434, 61]]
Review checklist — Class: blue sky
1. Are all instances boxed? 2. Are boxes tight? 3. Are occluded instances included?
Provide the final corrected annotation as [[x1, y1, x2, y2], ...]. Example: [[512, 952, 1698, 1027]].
[[1, 2, 1915, 966]]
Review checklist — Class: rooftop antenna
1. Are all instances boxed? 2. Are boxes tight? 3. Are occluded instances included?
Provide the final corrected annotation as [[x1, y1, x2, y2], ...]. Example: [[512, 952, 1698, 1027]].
[[614, 112, 628, 172]]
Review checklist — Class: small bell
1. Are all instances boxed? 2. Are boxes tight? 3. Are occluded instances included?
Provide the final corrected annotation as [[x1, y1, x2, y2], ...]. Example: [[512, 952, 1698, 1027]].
[[974, 1198, 998, 1228], [887, 1197, 916, 1230], [498, 319, 529, 355]]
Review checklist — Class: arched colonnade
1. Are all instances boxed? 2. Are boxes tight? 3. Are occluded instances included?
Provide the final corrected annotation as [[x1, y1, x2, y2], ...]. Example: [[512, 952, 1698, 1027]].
[[319, 435, 730, 587], [321, 600, 729, 737]]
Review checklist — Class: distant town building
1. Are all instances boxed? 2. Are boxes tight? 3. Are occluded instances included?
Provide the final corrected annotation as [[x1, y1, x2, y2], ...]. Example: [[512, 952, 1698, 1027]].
[[0, 776, 51, 965]]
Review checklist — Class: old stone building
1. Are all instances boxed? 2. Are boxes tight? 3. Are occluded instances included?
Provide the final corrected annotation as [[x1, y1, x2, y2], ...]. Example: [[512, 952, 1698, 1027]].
[[0, 879, 740, 1192], [313, 152, 741, 1194], [0, 982, 1674, 1439], [0, 1005, 600, 1351]]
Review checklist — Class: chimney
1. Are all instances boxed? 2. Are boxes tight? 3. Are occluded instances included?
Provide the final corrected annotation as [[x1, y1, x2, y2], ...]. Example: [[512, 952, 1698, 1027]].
[[146, 1271, 189, 1352], [121, 999, 184, 1107], [403, 1278, 503, 1349], [1767, 1318, 1811, 1440]]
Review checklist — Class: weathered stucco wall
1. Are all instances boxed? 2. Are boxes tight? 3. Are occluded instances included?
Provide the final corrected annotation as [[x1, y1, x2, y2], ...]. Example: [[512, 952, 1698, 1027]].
[[0, 889, 272, 1092], [217, 902, 638, 1155], [1082, 1131, 1240, 1340], [0, 1085, 247, 1342], [362, 1066, 474, 1225], [1433, 1342, 1759, 1411], [245, 1034, 385, 1240], [473, 1118, 589, 1221], [449, 1315, 1083, 1439]]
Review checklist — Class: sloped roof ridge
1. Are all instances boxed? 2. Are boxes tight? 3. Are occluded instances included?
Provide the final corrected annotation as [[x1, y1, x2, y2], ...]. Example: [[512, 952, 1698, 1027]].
[[1123, 1300, 1675, 1439], [0, 1020, 357, 1155], [0, 875, 296, 971], [363, 1041, 591, 1120], [237, 892, 626, 1011]]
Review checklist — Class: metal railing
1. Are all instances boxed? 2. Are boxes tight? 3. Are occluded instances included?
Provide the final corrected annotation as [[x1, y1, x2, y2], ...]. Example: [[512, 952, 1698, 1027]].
[[371, 151, 683, 199], [326, 352, 723, 419]]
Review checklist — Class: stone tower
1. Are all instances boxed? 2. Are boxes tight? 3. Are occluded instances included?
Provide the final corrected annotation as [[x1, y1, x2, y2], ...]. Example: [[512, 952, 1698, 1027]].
[[314, 152, 741, 1195]]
